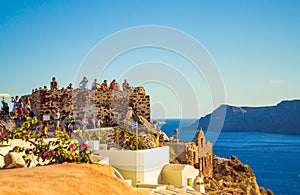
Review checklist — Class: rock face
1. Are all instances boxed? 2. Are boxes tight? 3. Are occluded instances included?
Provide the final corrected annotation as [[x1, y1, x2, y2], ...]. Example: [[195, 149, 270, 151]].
[[196, 100, 300, 134], [204, 155, 273, 195]]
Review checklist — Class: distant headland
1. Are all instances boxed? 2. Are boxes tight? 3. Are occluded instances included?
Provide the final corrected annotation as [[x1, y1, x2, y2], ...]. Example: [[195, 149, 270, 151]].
[[195, 100, 300, 134]]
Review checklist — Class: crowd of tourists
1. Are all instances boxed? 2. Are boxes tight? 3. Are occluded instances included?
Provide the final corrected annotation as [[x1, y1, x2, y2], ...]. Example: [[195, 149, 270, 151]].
[[50, 76, 134, 92], [0, 96, 35, 121], [39, 109, 116, 137]]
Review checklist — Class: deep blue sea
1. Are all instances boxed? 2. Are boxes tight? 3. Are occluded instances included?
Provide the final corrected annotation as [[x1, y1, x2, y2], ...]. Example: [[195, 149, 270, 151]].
[[157, 118, 300, 195]]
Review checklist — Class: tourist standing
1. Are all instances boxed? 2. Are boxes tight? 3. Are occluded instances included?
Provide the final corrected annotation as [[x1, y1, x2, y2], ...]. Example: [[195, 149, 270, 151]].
[[90, 114, 97, 129], [24, 97, 31, 111], [152, 120, 159, 130], [158, 128, 165, 147], [16, 99, 23, 119], [82, 113, 89, 130], [132, 108, 140, 122], [173, 128, 179, 142], [79, 76, 88, 89], [64, 112, 74, 135], [105, 113, 113, 127], [11, 96, 19, 114], [1, 100, 5, 111], [28, 107, 35, 118], [96, 115, 103, 128], [3, 103, 9, 116], [53, 109, 60, 131], [126, 107, 133, 120]]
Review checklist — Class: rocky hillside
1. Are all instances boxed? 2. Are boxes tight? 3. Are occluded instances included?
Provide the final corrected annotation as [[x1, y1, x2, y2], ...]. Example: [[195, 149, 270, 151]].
[[204, 155, 273, 195], [196, 100, 300, 134]]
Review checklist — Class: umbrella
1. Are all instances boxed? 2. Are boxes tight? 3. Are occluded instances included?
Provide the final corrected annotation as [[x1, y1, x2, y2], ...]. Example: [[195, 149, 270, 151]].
[[0, 93, 10, 99]]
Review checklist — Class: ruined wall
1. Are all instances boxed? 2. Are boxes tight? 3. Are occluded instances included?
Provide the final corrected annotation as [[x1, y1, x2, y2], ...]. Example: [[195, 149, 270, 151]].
[[167, 129, 213, 178], [22, 87, 150, 124], [196, 130, 213, 177], [197, 143, 213, 177]]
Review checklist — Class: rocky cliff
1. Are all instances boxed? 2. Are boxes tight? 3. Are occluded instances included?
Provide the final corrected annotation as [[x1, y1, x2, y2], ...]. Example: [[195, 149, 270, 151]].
[[196, 100, 300, 134], [204, 155, 273, 195]]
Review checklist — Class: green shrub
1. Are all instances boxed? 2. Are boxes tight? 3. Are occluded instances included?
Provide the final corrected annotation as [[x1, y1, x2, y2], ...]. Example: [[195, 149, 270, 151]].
[[123, 131, 146, 150]]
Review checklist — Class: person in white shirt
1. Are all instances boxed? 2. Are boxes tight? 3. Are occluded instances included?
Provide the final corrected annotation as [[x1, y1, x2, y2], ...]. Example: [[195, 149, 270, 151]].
[[53, 109, 60, 130]]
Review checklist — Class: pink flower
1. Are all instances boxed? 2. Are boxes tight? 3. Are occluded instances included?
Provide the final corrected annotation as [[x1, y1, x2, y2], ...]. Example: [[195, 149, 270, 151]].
[[38, 153, 43, 157], [45, 150, 51, 157], [70, 143, 75, 149], [43, 153, 47, 157], [81, 142, 88, 148], [1, 132, 5, 138]]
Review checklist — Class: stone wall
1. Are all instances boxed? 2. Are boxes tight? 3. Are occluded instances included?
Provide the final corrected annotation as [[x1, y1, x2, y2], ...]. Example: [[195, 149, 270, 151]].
[[195, 130, 213, 177], [167, 129, 213, 178], [22, 87, 150, 124]]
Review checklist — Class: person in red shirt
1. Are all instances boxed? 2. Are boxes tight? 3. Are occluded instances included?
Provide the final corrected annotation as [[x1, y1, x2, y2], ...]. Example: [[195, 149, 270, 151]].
[[109, 79, 116, 90], [100, 80, 109, 91]]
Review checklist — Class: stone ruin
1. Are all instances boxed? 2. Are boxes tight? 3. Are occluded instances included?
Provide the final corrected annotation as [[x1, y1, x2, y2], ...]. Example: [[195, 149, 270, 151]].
[[166, 129, 213, 177], [21, 87, 150, 125]]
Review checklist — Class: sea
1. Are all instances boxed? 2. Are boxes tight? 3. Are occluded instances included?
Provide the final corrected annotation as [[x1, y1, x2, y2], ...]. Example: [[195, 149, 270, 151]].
[[157, 118, 300, 195]]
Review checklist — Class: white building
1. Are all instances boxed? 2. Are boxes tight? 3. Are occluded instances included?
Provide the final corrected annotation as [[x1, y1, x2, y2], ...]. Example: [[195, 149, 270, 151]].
[[159, 164, 199, 188], [95, 146, 169, 186]]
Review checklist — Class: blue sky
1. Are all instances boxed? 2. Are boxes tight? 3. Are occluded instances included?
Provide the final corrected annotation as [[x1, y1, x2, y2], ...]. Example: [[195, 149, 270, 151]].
[[0, 0, 299, 118]]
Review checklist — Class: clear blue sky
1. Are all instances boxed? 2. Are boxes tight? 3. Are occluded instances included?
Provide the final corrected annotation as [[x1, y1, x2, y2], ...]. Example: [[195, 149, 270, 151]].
[[0, 0, 299, 118]]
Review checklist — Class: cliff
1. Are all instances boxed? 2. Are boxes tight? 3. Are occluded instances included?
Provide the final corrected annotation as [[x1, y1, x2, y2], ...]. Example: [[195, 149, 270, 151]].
[[196, 100, 300, 134], [204, 155, 273, 195]]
